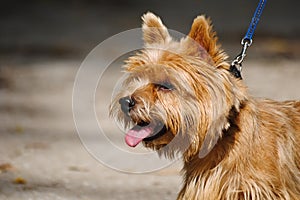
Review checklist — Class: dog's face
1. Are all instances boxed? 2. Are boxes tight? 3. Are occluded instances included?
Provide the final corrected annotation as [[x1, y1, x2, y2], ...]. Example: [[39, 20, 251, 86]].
[[110, 12, 245, 158]]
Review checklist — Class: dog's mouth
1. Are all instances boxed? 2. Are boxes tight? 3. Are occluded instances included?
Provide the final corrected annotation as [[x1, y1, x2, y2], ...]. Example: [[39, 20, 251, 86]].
[[125, 121, 167, 147]]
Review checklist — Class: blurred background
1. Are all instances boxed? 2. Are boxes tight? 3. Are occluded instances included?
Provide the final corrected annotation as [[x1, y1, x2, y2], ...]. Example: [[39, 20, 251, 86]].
[[0, 0, 299, 199], [1, 0, 299, 61]]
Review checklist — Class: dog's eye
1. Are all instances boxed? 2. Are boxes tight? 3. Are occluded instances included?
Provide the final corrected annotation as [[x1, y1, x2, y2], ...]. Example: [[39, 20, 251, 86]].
[[155, 82, 174, 91]]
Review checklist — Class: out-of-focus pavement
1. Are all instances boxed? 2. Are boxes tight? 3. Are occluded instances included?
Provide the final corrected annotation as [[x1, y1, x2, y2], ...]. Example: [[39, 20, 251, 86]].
[[0, 58, 299, 200], [0, 1, 299, 199], [0, 60, 182, 200]]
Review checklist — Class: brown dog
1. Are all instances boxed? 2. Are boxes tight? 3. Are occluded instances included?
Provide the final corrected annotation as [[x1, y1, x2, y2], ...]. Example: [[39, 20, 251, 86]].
[[110, 12, 300, 199]]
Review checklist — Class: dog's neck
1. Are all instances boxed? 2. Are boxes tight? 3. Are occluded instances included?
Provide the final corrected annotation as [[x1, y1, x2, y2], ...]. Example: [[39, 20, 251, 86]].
[[183, 101, 247, 180]]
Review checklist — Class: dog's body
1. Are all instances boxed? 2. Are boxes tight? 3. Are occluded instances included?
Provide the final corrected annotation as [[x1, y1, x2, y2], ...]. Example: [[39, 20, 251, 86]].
[[110, 12, 300, 199], [179, 99, 300, 199]]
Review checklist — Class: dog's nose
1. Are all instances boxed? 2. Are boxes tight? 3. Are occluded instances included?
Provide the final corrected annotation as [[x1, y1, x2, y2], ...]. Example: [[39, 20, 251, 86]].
[[119, 96, 135, 114]]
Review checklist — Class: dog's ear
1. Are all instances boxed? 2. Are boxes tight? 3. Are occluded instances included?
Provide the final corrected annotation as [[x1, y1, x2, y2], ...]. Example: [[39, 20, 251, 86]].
[[188, 16, 228, 67], [142, 12, 171, 45]]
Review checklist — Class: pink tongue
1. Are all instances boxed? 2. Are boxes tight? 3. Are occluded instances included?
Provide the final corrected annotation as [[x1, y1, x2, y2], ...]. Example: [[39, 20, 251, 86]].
[[125, 126, 153, 147]]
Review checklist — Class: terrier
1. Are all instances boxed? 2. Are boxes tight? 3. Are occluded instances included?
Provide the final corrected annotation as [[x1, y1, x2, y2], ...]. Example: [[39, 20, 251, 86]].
[[110, 12, 300, 199]]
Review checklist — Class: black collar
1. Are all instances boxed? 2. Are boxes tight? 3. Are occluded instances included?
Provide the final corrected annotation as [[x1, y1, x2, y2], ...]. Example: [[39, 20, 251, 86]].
[[222, 101, 246, 137], [229, 64, 242, 79]]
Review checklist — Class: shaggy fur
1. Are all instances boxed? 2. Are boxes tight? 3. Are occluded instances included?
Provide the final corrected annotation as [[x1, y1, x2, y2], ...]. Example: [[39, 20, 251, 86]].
[[110, 12, 300, 200]]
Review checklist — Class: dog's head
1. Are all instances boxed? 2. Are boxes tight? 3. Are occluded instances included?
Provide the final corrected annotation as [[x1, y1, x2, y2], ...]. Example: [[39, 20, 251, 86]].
[[110, 12, 247, 159]]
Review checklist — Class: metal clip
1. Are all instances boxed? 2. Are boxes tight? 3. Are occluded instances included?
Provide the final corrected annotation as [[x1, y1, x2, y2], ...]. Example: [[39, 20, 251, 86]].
[[231, 39, 252, 72]]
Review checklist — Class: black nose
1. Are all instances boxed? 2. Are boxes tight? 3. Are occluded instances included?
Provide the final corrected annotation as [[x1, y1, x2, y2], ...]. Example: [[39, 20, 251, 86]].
[[119, 96, 135, 114]]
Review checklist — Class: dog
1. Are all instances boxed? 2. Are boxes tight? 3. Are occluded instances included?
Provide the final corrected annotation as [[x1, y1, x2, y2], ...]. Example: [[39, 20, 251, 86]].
[[110, 12, 300, 199]]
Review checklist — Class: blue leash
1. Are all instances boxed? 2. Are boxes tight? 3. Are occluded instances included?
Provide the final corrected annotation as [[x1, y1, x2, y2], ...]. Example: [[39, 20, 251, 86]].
[[230, 0, 267, 79]]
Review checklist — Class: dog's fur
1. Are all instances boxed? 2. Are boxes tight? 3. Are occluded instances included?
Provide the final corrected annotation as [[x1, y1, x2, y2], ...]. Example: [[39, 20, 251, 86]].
[[110, 12, 300, 199]]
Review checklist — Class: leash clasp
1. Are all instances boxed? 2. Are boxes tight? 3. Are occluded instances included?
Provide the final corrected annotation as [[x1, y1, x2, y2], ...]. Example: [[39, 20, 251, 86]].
[[231, 38, 252, 67], [230, 39, 252, 78]]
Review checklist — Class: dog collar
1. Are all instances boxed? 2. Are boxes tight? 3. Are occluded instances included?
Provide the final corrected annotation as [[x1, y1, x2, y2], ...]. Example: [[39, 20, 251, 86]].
[[229, 64, 242, 79]]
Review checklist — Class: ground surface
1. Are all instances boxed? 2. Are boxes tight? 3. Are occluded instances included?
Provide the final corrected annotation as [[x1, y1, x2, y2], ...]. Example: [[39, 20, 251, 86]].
[[0, 57, 299, 200]]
